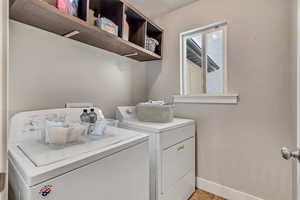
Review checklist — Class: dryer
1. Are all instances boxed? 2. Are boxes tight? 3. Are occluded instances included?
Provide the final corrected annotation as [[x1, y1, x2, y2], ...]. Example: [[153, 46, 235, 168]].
[[116, 106, 195, 200], [9, 108, 149, 200]]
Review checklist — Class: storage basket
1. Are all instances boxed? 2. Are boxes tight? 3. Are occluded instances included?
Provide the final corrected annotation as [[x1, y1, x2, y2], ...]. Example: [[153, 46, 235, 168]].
[[136, 103, 174, 123], [43, 121, 89, 145], [145, 37, 159, 52], [95, 17, 118, 36]]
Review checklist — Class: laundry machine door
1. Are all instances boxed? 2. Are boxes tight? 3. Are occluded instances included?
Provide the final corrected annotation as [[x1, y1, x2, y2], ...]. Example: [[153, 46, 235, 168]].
[[26, 142, 149, 200]]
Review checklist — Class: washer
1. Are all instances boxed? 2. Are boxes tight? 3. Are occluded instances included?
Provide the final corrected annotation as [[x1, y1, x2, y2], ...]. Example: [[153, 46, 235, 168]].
[[9, 108, 149, 200], [116, 106, 195, 200]]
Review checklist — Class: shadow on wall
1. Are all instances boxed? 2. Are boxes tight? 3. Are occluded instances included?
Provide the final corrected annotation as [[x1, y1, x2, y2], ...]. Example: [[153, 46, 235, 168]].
[[130, 62, 148, 105], [144, 0, 296, 199], [146, 60, 162, 100], [9, 21, 148, 118]]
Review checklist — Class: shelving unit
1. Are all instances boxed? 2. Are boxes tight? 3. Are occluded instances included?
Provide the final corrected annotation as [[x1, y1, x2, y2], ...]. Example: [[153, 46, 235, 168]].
[[9, 0, 164, 62]]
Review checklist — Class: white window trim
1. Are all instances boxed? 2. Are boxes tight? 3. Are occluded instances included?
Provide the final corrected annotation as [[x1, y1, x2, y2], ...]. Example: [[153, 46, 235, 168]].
[[173, 94, 239, 104], [179, 21, 239, 104]]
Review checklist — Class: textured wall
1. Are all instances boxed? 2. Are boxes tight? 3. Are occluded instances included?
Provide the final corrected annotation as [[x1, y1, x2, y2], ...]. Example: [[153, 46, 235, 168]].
[[9, 21, 147, 118], [1, 0, 8, 198], [146, 0, 296, 199]]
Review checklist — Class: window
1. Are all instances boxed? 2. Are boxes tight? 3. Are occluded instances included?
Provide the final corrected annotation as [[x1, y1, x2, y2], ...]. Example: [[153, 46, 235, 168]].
[[181, 22, 227, 95], [177, 21, 238, 104]]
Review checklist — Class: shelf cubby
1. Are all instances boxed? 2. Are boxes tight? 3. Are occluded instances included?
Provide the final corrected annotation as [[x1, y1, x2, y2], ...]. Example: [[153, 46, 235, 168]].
[[43, 0, 88, 21], [89, 0, 123, 37], [125, 6, 146, 48], [146, 22, 163, 56]]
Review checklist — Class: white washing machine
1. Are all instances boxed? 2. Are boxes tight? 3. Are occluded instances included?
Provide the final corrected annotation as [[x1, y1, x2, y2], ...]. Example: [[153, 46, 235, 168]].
[[9, 108, 149, 200], [116, 106, 195, 200]]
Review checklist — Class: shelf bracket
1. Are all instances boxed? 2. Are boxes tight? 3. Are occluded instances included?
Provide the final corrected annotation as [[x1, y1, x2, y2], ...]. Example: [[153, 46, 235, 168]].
[[63, 31, 80, 38], [123, 52, 138, 57]]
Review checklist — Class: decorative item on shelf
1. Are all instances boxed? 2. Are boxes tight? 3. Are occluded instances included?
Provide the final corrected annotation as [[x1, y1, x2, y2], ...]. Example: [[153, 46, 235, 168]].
[[123, 14, 129, 41], [145, 36, 159, 53], [56, 0, 79, 17], [87, 9, 97, 25], [95, 17, 119, 36]]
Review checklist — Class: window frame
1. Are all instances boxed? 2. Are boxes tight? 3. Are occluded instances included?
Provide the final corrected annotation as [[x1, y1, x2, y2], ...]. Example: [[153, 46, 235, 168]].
[[178, 21, 239, 104]]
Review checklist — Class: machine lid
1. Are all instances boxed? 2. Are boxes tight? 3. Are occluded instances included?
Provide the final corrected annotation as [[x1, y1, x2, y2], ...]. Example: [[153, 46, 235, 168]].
[[9, 107, 112, 167], [9, 107, 105, 143], [17, 131, 134, 167], [8, 108, 149, 186]]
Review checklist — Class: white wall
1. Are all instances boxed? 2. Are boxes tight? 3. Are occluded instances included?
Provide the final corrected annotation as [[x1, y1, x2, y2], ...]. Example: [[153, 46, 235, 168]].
[[9, 21, 147, 118], [147, 0, 296, 199]]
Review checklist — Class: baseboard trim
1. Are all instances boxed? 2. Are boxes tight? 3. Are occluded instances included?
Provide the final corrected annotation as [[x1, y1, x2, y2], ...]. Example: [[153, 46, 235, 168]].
[[196, 177, 264, 200]]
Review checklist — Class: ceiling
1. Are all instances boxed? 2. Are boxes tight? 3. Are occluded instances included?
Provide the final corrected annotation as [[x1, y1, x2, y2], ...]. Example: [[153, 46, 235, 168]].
[[126, 0, 199, 18]]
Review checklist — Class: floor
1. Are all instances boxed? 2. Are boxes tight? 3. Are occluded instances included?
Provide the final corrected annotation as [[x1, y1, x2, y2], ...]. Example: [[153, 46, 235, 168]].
[[189, 189, 225, 200]]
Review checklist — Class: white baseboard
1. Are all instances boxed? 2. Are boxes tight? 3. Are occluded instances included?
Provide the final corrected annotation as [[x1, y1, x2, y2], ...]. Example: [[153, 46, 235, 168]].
[[196, 177, 264, 200]]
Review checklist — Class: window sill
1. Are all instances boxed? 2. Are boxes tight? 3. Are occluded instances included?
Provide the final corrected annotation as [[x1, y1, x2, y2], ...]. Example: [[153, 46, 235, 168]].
[[173, 94, 239, 104]]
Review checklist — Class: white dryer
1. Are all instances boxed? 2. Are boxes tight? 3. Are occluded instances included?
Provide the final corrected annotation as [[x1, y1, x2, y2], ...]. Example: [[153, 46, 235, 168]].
[[9, 108, 149, 200], [116, 106, 196, 200]]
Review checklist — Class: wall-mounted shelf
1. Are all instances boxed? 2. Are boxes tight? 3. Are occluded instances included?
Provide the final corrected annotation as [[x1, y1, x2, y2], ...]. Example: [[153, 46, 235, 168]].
[[9, 0, 164, 62]]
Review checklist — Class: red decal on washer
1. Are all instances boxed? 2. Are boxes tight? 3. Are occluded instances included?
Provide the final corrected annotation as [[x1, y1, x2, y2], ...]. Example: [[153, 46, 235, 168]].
[[39, 185, 53, 198]]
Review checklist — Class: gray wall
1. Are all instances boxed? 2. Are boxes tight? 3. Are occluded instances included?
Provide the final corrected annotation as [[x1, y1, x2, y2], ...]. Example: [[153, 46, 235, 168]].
[[290, 0, 298, 199], [9, 0, 298, 199], [9, 21, 147, 118], [146, 0, 296, 199], [1, 0, 8, 198]]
